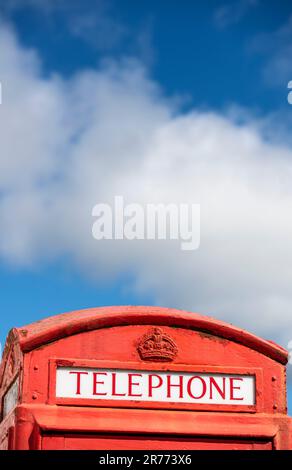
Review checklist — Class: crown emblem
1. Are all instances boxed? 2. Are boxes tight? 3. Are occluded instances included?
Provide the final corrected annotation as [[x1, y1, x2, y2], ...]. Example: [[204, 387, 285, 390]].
[[137, 328, 178, 362]]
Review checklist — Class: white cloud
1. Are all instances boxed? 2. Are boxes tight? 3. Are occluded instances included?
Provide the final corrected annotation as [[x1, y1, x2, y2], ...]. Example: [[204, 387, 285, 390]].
[[214, 0, 258, 28], [1, 21, 292, 354], [250, 14, 292, 87], [1, 0, 128, 52]]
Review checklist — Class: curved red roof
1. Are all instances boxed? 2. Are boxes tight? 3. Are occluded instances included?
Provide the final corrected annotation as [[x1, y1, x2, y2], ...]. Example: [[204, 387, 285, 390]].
[[10, 305, 288, 364]]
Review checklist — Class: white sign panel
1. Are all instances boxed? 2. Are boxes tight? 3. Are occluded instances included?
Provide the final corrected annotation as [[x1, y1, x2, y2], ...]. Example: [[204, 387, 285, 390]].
[[3, 377, 19, 418], [56, 367, 255, 406]]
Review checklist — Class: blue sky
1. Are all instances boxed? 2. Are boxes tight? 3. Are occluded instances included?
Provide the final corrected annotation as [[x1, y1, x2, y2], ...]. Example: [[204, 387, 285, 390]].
[[4, 0, 292, 110], [0, 0, 292, 411]]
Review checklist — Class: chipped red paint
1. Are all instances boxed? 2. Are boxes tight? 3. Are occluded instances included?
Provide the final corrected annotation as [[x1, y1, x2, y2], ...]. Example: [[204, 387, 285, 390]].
[[0, 305, 291, 450]]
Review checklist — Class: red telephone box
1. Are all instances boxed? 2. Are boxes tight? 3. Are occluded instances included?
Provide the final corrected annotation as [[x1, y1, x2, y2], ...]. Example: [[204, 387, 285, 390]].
[[0, 306, 291, 450]]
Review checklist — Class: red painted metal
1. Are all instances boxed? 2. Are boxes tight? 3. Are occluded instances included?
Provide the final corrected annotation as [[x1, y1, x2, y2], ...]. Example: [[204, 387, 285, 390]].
[[0, 305, 291, 450]]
